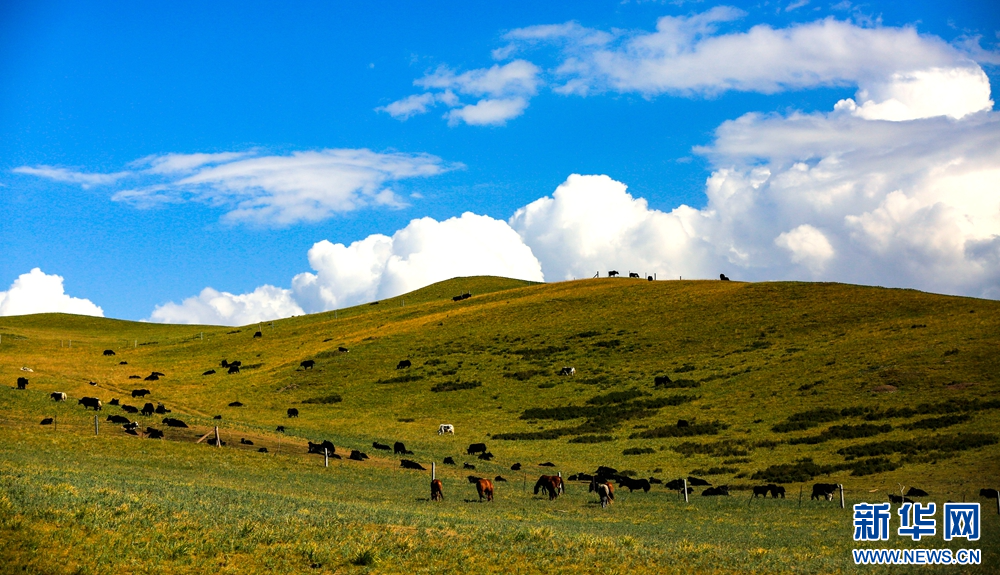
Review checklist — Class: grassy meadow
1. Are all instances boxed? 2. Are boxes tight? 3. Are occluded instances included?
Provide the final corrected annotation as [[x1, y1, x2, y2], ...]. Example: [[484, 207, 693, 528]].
[[1, 276, 998, 573]]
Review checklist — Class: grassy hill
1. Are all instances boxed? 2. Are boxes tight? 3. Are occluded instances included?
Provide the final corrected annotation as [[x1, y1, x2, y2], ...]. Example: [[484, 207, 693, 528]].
[[1, 276, 998, 573]]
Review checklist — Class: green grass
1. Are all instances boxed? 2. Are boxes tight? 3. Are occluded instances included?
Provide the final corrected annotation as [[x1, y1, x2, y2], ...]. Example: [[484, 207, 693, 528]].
[[1, 276, 999, 573]]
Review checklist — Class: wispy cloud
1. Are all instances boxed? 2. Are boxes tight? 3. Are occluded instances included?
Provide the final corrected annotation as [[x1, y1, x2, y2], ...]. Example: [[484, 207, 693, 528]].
[[12, 165, 129, 188], [15, 149, 459, 226], [382, 8, 993, 125]]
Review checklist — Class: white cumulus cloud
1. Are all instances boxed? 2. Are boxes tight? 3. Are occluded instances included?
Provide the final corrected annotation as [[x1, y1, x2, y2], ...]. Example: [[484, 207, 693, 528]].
[[0, 268, 104, 317], [292, 212, 544, 312], [148, 285, 304, 325]]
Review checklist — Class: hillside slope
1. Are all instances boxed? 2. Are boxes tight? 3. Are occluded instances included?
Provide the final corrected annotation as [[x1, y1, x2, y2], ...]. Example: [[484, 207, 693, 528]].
[[2, 276, 998, 495]]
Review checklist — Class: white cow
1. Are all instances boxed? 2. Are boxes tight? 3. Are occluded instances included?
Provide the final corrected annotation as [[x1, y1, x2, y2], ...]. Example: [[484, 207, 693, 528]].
[[559, 366, 576, 376], [438, 424, 455, 435], [50, 392, 67, 401], [20, 366, 33, 372]]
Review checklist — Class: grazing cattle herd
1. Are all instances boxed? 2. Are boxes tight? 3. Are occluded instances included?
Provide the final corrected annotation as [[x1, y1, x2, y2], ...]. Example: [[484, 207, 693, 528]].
[[10, 338, 997, 512]]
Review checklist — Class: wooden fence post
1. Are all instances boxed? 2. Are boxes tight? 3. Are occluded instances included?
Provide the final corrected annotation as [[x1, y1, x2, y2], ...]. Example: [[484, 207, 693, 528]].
[[94, 415, 99, 436], [431, 462, 436, 481], [683, 478, 689, 503], [324, 448, 329, 468], [558, 471, 563, 494], [839, 484, 845, 509], [214, 426, 221, 448], [798, 487, 803, 507]]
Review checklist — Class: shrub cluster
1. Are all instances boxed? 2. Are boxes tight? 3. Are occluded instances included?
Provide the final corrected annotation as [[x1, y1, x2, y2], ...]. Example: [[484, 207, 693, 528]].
[[302, 394, 342, 404], [902, 414, 970, 430], [837, 433, 998, 459], [623, 447, 655, 455], [430, 380, 482, 392], [690, 466, 738, 476], [771, 407, 844, 432], [586, 390, 647, 405], [631, 421, 728, 439], [787, 423, 891, 445], [503, 369, 544, 381], [377, 374, 424, 384]]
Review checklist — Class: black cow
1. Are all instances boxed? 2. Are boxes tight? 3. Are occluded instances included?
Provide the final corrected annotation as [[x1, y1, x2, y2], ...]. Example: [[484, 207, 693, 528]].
[[144, 374, 159, 381], [162, 418, 188, 428], [213, 415, 222, 420], [702, 486, 730, 496], [538, 462, 556, 467], [276, 426, 285, 432], [647, 276, 653, 281], [372, 442, 391, 451], [122, 404, 139, 414], [308, 440, 336, 455], [510, 463, 522, 471], [203, 370, 216, 376], [443, 457, 456, 465], [141, 403, 154, 416], [608, 270, 619, 277], [477, 452, 494, 461], [452, 295, 463, 302], [629, 272, 640, 278], [396, 359, 412, 369], [467, 443, 487, 455], [146, 427, 164, 439], [241, 438, 254, 445], [119, 361, 128, 365], [207, 438, 226, 446], [128, 375, 140, 379], [228, 401, 244, 407], [752, 485, 771, 499], [221, 359, 230, 367], [906, 487, 929, 497], [889, 494, 914, 504], [558, 367, 576, 376], [980, 488, 999, 499], [16, 377, 28, 390], [228, 365, 240, 374], [253, 331, 262, 338], [155, 403, 170, 414], [287, 408, 299, 418], [665, 479, 686, 491], [688, 476, 711, 487], [393, 442, 408, 455], [400, 459, 425, 470], [40, 418, 54, 425], [654, 375, 672, 386], [811, 483, 838, 501], [494, 476, 507, 482], [89, 381, 98, 386], [349, 450, 369, 461], [50, 392, 67, 401], [463, 463, 476, 470], [338, 347, 349, 353], [109, 398, 120, 406], [122, 422, 139, 432], [103, 349, 116, 356], [618, 477, 651, 493], [720, 274, 730, 281], [769, 485, 786, 499], [258, 447, 268, 453], [151, 372, 164, 377], [132, 389, 150, 398], [300, 360, 315, 370], [79, 397, 102, 410]]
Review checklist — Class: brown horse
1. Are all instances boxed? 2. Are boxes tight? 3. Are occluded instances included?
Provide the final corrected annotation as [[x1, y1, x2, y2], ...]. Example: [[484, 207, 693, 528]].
[[534, 475, 563, 500], [431, 479, 443, 501], [468, 476, 493, 502], [589, 479, 615, 508]]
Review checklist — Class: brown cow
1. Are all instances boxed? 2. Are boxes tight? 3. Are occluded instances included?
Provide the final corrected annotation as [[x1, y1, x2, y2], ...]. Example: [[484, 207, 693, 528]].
[[431, 479, 444, 501]]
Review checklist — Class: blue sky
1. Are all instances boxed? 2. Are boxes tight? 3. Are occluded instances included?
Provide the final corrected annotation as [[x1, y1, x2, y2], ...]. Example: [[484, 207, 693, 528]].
[[2, 1, 1000, 324]]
